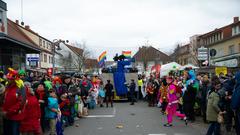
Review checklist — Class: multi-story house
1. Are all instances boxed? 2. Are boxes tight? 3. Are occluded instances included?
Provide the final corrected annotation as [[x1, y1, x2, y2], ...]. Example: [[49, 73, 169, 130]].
[[172, 44, 191, 65], [0, 1, 40, 72], [14, 20, 53, 70], [199, 17, 240, 67], [133, 46, 171, 72]]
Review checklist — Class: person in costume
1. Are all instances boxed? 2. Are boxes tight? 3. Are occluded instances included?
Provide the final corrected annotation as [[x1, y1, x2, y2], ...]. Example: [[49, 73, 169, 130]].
[[35, 82, 48, 133], [183, 70, 197, 122], [104, 80, 114, 107], [59, 93, 71, 127], [62, 75, 79, 125], [129, 79, 136, 105], [20, 82, 41, 135], [0, 81, 6, 135], [18, 69, 26, 82], [45, 89, 60, 135], [53, 76, 63, 98], [2, 68, 27, 135], [0, 71, 7, 86], [164, 76, 187, 127], [146, 81, 154, 107], [98, 81, 105, 107], [160, 77, 168, 114]]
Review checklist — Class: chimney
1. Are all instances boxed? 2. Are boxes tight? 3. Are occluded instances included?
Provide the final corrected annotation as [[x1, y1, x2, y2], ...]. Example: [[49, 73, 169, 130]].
[[25, 25, 30, 30], [234, 17, 239, 23], [15, 20, 19, 25]]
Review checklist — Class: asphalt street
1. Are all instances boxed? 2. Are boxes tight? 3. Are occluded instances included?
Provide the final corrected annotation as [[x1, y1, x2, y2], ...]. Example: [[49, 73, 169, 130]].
[[62, 101, 209, 135]]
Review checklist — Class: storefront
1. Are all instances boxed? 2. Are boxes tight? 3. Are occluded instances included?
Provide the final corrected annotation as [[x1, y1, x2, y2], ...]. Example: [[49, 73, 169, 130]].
[[0, 34, 41, 73]]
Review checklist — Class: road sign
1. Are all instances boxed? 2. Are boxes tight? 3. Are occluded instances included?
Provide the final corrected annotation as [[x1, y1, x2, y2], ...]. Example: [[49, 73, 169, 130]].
[[210, 49, 217, 57], [197, 47, 208, 60], [27, 57, 39, 61]]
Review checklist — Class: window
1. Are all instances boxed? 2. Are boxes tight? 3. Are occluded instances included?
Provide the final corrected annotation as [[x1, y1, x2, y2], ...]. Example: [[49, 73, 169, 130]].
[[49, 56, 51, 63], [216, 48, 224, 57], [39, 39, 42, 46], [40, 53, 43, 62], [43, 40, 45, 48], [232, 26, 240, 36], [239, 43, 240, 52], [44, 54, 47, 62], [229, 45, 235, 55]]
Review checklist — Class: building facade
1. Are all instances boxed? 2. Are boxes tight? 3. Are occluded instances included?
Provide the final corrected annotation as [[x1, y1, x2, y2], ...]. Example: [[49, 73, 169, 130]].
[[133, 46, 171, 72], [14, 20, 53, 70], [173, 44, 191, 65], [199, 17, 240, 67], [0, 1, 41, 72]]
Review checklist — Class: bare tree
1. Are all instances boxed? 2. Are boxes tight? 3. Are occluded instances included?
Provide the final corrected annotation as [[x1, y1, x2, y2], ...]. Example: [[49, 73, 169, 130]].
[[60, 50, 74, 71], [73, 41, 92, 72]]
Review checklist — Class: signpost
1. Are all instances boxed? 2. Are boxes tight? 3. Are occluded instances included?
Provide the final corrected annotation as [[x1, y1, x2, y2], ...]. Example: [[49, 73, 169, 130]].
[[197, 46, 208, 61]]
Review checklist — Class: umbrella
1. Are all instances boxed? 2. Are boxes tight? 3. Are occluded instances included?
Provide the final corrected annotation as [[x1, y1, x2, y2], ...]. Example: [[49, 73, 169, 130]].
[[160, 62, 182, 77]]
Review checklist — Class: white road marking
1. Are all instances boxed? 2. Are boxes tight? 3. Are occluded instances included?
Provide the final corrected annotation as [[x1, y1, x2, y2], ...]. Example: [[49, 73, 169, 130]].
[[84, 107, 116, 118], [84, 115, 115, 118], [148, 134, 167, 135]]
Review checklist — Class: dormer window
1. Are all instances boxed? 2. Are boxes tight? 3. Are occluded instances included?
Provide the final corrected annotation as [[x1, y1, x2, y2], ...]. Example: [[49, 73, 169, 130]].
[[232, 25, 240, 36]]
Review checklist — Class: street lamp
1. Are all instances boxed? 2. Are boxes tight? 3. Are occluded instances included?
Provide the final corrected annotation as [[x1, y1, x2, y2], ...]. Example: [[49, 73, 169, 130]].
[[52, 39, 69, 75]]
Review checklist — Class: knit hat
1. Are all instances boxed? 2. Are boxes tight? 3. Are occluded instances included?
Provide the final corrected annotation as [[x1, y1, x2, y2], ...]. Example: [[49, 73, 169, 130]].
[[6, 68, 18, 80], [18, 69, 26, 76]]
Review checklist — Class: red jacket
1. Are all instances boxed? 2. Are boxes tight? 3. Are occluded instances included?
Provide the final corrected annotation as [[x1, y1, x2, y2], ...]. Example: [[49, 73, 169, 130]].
[[59, 99, 71, 116], [2, 84, 26, 121], [20, 92, 41, 133]]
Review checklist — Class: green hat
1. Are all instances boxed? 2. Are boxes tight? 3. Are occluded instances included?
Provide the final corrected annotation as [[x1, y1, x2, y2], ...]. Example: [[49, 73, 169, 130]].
[[18, 69, 26, 76]]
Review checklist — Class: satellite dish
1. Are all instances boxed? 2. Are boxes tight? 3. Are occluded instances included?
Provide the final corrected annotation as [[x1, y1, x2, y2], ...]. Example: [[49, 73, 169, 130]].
[[210, 49, 217, 57]]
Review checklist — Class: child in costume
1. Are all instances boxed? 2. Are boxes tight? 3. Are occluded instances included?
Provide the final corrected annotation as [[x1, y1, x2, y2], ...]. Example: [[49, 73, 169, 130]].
[[59, 94, 71, 127], [164, 77, 187, 127], [45, 89, 60, 135]]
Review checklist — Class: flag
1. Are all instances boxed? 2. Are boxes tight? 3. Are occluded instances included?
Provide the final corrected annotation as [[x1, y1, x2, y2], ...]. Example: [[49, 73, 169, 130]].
[[98, 51, 107, 67], [122, 51, 131, 58]]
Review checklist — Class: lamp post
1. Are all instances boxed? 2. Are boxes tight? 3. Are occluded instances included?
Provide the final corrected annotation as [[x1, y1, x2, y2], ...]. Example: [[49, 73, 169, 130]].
[[52, 39, 68, 75]]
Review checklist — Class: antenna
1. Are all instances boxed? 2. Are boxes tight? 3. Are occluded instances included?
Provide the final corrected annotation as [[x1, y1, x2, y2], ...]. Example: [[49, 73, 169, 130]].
[[21, 0, 24, 22]]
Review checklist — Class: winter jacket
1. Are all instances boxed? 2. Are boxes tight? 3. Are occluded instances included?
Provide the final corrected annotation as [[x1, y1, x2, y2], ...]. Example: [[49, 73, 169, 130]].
[[231, 71, 240, 110], [20, 92, 41, 133], [2, 84, 26, 121], [201, 81, 210, 104], [206, 91, 220, 122], [129, 82, 136, 95], [105, 83, 114, 95], [59, 99, 71, 116], [45, 97, 59, 119]]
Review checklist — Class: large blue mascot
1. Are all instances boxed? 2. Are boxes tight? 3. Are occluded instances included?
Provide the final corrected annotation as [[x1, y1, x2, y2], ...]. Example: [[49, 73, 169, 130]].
[[113, 54, 133, 96]]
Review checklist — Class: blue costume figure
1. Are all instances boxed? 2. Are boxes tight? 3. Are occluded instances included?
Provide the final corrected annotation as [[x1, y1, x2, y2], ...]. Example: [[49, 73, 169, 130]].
[[113, 54, 134, 96]]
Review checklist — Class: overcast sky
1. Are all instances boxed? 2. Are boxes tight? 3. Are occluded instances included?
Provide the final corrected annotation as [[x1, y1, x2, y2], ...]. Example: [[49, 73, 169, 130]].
[[5, 0, 240, 60]]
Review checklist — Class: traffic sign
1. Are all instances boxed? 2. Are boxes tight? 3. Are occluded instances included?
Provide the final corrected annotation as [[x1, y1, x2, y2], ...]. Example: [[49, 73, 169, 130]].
[[197, 47, 208, 60], [27, 57, 39, 61], [210, 49, 217, 57]]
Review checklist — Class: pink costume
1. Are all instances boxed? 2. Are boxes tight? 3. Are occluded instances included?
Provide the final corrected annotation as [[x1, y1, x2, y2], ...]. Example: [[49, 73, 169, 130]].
[[166, 84, 185, 124]]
